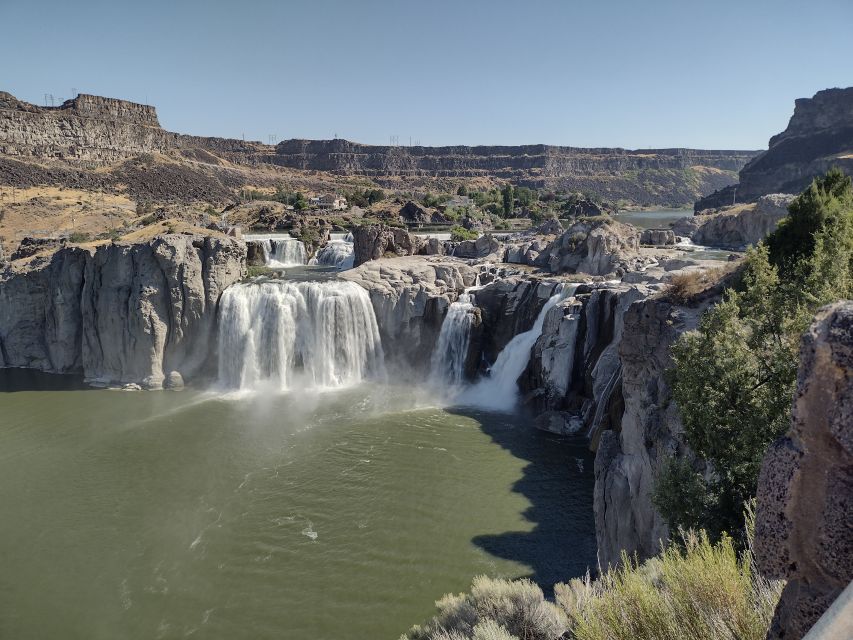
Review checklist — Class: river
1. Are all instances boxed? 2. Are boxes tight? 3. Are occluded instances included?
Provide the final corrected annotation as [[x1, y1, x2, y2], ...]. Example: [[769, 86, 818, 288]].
[[0, 371, 596, 639]]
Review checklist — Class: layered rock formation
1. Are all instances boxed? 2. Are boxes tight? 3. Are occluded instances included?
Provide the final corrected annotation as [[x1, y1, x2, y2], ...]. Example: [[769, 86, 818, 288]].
[[696, 87, 853, 211], [352, 225, 425, 266], [0, 234, 245, 387], [755, 301, 853, 640], [272, 139, 756, 206]]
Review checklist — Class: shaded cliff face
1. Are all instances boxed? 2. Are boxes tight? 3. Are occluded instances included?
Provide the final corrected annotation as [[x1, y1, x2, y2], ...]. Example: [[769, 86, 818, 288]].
[[0, 234, 245, 387], [696, 87, 853, 211], [755, 301, 853, 640]]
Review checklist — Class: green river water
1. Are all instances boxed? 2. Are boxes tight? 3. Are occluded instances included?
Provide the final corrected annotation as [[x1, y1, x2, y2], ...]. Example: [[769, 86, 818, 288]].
[[0, 371, 596, 640]]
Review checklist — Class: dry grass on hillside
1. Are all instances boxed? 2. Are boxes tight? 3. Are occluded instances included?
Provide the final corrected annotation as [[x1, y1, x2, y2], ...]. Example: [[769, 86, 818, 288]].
[[664, 264, 739, 305]]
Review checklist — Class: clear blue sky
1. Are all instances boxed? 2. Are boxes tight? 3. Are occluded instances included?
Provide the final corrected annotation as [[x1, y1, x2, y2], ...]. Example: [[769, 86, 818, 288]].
[[2, 0, 851, 150]]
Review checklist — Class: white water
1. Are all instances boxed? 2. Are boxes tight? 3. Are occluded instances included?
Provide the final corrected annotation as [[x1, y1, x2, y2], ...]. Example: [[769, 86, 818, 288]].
[[429, 293, 476, 389], [310, 233, 354, 270], [245, 234, 307, 267], [457, 284, 576, 411], [218, 279, 385, 391]]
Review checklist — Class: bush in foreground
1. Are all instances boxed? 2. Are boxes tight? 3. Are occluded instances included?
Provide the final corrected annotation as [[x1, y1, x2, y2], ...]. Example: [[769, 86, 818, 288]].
[[402, 513, 781, 640]]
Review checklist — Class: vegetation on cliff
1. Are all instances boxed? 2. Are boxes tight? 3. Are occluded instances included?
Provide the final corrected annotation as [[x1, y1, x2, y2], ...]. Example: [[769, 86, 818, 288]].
[[656, 168, 853, 537], [403, 509, 781, 640]]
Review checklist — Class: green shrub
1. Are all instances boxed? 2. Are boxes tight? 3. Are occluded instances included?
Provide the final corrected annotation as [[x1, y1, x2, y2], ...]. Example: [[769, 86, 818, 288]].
[[451, 225, 478, 241], [68, 231, 91, 243], [403, 509, 782, 640]]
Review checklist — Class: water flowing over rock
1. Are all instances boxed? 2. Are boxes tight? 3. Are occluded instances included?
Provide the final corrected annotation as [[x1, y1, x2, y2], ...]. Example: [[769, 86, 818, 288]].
[[310, 233, 354, 270], [245, 234, 307, 267], [341, 257, 479, 370], [755, 301, 853, 640], [458, 287, 572, 412], [217, 279, 385, 391], [428, 292, 479, 389], [0, 234, 245, 387]]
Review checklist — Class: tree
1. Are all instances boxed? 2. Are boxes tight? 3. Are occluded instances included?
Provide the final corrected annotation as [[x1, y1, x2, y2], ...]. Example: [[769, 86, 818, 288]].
[[501, 183, 514, 218], [456, 184, 468, 196], [656, 169, 853, 538]]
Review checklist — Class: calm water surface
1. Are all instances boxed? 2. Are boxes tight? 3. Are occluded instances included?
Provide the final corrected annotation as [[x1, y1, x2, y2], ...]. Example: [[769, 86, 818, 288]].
[[0, 372, 595, 640]]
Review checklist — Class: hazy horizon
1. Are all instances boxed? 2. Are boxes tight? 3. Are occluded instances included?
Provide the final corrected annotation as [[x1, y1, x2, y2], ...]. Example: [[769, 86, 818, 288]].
[[2, 0, 851, 150]]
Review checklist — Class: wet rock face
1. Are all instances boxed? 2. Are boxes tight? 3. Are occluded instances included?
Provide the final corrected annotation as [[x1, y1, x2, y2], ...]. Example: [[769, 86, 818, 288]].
[[755, 301, 853, 640], [0, 235, 245, 387]]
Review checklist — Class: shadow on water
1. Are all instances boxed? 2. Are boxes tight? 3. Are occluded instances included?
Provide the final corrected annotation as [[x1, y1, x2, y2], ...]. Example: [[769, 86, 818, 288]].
[[447, 406, 598, 594], [0, 368, 91, 392]]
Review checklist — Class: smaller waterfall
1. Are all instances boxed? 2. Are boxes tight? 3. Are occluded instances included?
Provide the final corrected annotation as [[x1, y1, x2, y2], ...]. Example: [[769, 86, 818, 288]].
[[458, 284, 576, 411], [246, 234, 307, 267], [429, 293, 476, 389], [310, 233, 354, 270], [218, 279, 385, 391]]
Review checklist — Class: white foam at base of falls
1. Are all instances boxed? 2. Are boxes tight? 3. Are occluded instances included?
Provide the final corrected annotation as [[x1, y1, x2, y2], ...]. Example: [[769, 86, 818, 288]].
[[218, 279, 385, 391], [456, 284, 577, 412]]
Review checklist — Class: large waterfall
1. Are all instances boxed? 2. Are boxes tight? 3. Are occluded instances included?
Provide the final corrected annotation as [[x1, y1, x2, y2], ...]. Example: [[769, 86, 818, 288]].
[[429, 293, 476, 388], [310, 233, 354, 270], [457, 285, 575, 411], [218, 280, 385, 391], [246, 234, 307, 267]]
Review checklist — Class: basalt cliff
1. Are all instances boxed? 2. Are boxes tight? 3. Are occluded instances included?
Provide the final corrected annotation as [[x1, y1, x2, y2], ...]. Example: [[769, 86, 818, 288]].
[[696, 87, 853, 211], [0, 91, 757, 207]]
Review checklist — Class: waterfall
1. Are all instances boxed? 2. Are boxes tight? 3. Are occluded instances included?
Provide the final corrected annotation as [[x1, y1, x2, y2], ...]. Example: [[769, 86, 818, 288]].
[[429, 293, 476, 388], [246, 234, 307, 267], [218, 279, 385, 391], [458, 284, 576, 411], [310, 233, 354, 270]]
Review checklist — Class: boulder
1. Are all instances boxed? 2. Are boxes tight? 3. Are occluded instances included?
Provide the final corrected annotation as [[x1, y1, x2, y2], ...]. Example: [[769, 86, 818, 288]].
[[755, 301, 853, 640], [352, 224, 423, 266], [399, 200, 446, 224], [451, 234, 501, 259], [535, 218, 643, 276], [640, 228, 675, 246]]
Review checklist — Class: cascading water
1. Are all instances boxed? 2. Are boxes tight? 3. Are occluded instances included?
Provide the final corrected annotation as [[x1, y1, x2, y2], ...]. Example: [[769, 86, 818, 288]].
[[310, 233, 354, 270], [246, 234, 307, 267], [429, 293, 476, 389], [457, 284, 577, 411], [218, 279, 385, 391]]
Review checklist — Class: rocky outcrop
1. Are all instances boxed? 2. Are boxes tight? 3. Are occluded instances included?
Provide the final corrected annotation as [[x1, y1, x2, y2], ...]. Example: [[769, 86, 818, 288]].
[[534, 218, 645, 276], [340, 256, 479, 370], [639, 228, 675, 246], [593, 297, 704, 568], [399, 200, 446, 224], [754, 301, 853, 640], [696, 87, 853, 211], [0, 234, 245, 387], [352, 224, 424, 266], [450, 234, 502, 260], [678, 194, 794, 248], [521, 285, 648, 434]]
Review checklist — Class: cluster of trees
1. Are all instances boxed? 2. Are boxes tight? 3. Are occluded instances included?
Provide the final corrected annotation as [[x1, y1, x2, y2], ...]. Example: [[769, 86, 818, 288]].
[[655, 169, 853, 539], [346, 187, 385, 207]]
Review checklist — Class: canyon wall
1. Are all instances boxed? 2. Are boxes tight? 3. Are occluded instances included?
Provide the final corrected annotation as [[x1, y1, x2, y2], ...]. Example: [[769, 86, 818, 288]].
[[0, 234, 245, 387], [696, 87, 853, 211]]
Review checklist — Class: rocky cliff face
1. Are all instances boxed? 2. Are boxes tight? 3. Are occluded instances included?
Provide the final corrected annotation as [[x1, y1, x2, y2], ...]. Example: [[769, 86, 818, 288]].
[[754, 301, 853, 640], [272, 138, 755, 206], [696, 87, 853, 211], [0, 234, 245, 387], [674, 194, 795, 248], [594, 297, 704, 567], [533, 219, 649, 276]]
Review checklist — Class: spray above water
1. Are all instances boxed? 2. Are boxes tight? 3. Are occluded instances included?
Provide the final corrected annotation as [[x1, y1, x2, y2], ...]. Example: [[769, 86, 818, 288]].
[[218, 279, 385, 391]]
